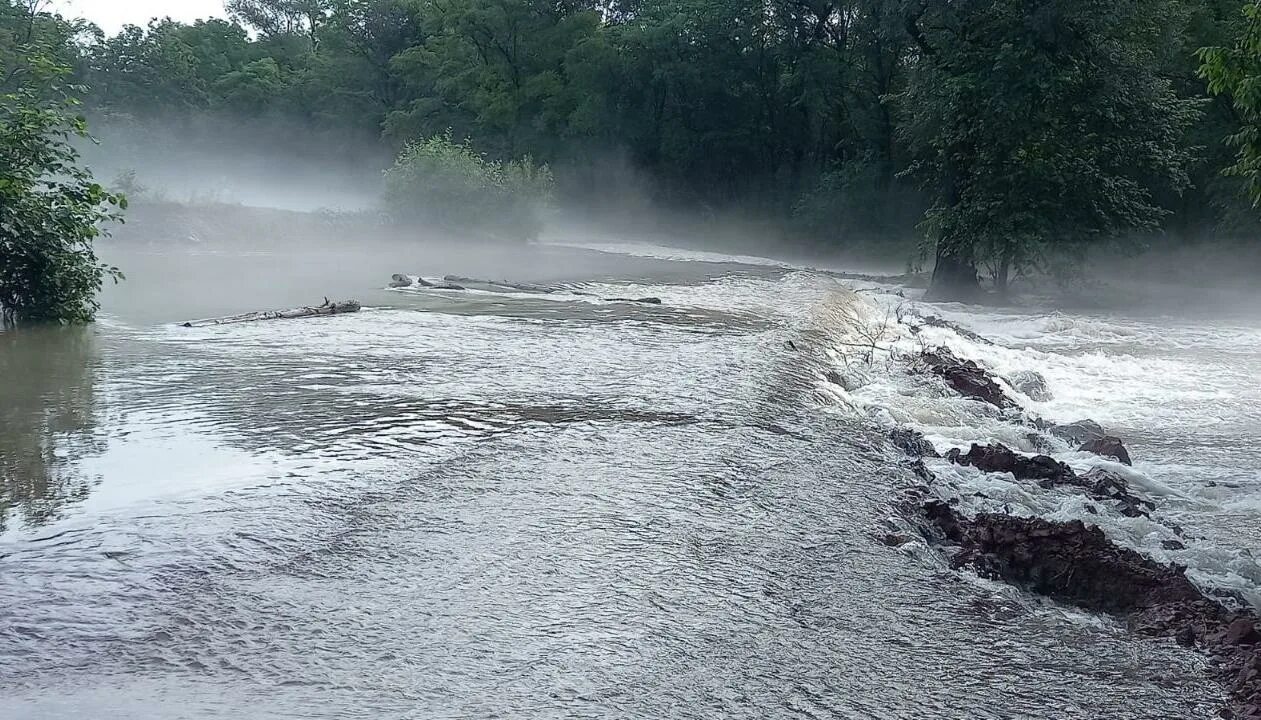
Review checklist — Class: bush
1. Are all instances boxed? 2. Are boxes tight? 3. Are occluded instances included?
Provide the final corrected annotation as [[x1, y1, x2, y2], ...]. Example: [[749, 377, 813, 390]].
[[0, 51, 124, 324], [383, 133, 553, 241]]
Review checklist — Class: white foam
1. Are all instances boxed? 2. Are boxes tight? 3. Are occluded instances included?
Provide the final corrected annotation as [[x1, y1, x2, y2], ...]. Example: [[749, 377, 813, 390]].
[[811, 283, 1261, 605]]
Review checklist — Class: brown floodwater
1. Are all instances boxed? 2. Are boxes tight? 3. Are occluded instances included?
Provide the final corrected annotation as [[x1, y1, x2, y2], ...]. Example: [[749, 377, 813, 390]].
[[0, 230, 1232, 719]]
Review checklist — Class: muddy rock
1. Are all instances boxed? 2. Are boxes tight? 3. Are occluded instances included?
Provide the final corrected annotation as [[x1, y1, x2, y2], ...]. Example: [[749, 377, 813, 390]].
[[1049, 419, 1107, 445], [918, 347, 1015, 409], [1080, 435, 1133, 465]]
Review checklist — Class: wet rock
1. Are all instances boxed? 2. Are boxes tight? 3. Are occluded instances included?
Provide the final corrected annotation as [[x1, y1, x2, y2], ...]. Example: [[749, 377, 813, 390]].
[[946, 444, 1153, 518], [1080, 435, 1133, 466], [607, 297, 663, 305], [1163, 539, 1187, 551], [1007, 370, 1053, 402], [1074, 468, 1153, 518], [918, 347, 1015, 409], [880, 532, 915, 547], [946, 443, 1074, 484], [890, 428, 940, 458], [917, 314, 995, 345], [1049, 419, 1107, 445], [925, 506, 1204, 613], [919, 503, 1261, 719], [1025, 432, 1056, 454], [388, 273, 412, 288], [908, 459, 935, 484]]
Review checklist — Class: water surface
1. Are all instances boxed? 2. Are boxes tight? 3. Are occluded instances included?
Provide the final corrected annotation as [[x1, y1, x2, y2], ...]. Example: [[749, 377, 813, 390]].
[[0, 237, 1235, 718]]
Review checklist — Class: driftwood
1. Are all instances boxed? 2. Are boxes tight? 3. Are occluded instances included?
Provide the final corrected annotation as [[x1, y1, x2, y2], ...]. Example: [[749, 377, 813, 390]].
[[389, 273, 660, 305], [180, 298, 361, 327], [443, 275, 560, 294]]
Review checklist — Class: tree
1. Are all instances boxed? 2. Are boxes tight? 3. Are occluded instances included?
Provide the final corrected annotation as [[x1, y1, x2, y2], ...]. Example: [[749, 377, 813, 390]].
[[386, 0, 601, 158], [226, 0, 333, 50], [1200, 1, 1261, 207], [88, 19, 256, 114], [0, 2, 124, 324], [899, 0, 1199, 299]]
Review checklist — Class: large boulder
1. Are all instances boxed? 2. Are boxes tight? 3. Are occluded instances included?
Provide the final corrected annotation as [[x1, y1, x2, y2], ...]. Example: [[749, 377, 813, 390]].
[[1080, 435, 1133, 465], [918, 347, 1015, 409]]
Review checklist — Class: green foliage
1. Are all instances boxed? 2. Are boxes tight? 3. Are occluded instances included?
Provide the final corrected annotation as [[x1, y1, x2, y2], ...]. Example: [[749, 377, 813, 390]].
[[4, 0, 1252, 273], [792, 159, 923, 248], [383, 133, 553, 240], [900, 0, 1200, 295], [1, 1, 124, 324], [1200, 2, 1261, 207]]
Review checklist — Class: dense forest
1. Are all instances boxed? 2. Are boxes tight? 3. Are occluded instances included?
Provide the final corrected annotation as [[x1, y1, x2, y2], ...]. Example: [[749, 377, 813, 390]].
[[3, 0, 1261, 319]]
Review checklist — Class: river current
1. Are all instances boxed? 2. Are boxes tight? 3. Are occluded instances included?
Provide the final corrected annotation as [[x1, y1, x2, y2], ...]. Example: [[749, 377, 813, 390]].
[[1, 234, 1254, 718]]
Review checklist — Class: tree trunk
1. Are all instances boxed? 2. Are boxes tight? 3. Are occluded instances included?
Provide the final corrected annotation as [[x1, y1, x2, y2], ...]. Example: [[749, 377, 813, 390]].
[[925, 237, 981, 302], [180, 299, 360, 327], [994, 244, 1012, 297]]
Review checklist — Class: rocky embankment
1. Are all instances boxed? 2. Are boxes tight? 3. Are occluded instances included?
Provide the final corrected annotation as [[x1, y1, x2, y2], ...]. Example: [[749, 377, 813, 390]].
[[890, 344, 1261, 718]]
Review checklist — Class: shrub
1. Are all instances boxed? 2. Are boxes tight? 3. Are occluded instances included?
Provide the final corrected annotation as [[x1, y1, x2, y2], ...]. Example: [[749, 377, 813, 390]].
[[0, 53, 124, 324], [383, 133, 553, 241]]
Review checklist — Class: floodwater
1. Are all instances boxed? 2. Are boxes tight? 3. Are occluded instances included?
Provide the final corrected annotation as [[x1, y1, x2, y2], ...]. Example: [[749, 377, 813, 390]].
[[0, 230, 1246, 718]]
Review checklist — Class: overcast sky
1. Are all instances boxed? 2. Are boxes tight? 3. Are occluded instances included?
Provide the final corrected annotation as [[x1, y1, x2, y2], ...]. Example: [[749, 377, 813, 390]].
[[51, 0, 227, 34]]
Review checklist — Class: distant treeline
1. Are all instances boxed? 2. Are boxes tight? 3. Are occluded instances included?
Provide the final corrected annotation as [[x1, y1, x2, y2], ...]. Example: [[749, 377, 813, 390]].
[[4, 0, 1261, 299]]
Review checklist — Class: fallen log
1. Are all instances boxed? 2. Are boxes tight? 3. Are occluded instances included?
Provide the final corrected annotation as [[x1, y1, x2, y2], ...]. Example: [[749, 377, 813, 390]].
[[443, 275, 559, 294], [180, 298, 361, 327], [389, 273, 658, 304]]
